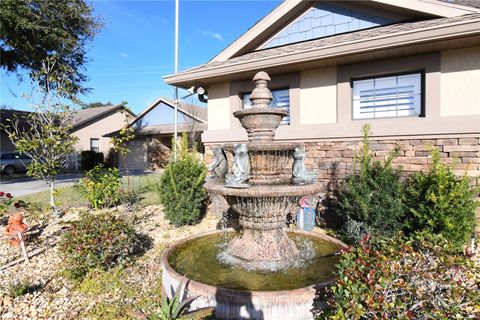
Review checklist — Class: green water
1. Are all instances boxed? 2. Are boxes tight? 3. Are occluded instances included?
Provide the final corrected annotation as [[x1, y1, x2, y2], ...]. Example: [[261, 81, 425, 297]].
[[168, 232, 342, 291]]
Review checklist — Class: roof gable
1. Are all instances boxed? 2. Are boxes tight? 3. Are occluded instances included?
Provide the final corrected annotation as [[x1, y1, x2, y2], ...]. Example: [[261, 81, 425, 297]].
[[72, 105, 135, 130], [210, 0, 480, 63], [259, 2, 396, 49], [130, 98, 207, 129]]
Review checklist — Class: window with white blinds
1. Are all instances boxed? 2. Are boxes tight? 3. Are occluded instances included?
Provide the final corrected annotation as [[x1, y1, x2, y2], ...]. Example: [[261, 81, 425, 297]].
[[243, 88, 290, 124], [352, 73, 422, 119]]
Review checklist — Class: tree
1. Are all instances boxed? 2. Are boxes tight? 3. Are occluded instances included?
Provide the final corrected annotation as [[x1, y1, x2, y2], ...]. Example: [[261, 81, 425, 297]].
[[0, 0, 101, 95], [82, 101, 113, 110], [1, 58, 79, 216]]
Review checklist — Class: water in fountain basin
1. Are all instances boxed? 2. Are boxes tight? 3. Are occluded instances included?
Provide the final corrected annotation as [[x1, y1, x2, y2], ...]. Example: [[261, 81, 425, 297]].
[[167, 232, 342, 291]]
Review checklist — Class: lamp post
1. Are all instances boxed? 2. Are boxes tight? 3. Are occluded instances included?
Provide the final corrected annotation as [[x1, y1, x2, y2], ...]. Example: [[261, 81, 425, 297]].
[[173, 0, 179, 160]]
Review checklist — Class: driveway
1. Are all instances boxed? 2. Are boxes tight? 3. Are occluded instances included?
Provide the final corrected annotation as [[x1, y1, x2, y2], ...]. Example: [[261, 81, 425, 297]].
[[0, 172, 83, 196]]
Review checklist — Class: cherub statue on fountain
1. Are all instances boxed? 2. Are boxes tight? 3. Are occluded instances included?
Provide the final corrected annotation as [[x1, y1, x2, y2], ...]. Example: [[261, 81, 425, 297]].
[[291, 146, 317, 185], [225, 143, 251, 188], [207, 147, 228, 181]]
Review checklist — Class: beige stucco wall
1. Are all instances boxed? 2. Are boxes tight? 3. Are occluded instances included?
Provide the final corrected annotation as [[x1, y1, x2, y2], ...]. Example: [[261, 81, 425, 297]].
[[207, 82, 231, 130], [72, 111, 129, 155], [441, 46, 480, 117], [299, 67, 337, 125]]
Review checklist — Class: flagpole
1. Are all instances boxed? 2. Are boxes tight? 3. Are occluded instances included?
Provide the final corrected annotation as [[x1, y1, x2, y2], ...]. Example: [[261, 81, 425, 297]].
[[173, 0, 179, 160]]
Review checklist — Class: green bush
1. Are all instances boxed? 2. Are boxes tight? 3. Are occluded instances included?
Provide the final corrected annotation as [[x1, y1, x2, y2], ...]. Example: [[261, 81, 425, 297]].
[[403, 148, 478, 249], [58, 212, 144, 280], [158, 134, 206, 226], [76, 165, 121, 209], [322, 233, 480, 319], [81, 150, 105, 171], [335, 124, 404, 243]]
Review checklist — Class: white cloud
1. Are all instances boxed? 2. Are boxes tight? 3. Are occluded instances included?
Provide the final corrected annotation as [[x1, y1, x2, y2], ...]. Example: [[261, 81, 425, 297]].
[[198, 30, 223, 41], [120, 52, 129, 59]]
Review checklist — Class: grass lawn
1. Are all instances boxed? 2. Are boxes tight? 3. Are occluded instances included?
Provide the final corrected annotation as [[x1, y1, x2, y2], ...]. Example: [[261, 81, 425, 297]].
[[16, 172, 164, 210]]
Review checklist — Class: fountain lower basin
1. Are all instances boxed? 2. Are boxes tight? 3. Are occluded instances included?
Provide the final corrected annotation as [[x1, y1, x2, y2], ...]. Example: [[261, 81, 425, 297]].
[[162, 230, 345, 320]]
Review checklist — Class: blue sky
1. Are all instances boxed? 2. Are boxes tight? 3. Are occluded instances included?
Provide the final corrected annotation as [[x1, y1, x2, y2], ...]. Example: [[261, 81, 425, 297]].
[[0, 0, 281, 114]]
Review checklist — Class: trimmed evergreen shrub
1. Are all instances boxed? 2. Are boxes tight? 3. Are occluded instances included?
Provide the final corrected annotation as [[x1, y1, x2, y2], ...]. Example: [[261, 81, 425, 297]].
[[81, 150, 104, 171], [158, 133, 206, 226], [335, 124, 404, 243], [322, 233, 480, 319], [58, 212, 143, 280], [403, 148, 478, 249]]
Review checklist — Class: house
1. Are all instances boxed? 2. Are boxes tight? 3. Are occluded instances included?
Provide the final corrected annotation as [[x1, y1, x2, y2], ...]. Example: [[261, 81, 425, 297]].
[[0, 109, 31, 153], [71, 104, 135, 158], [165, 0, 480, 179], [165, 0, 480, 233], [105, 97, 207, 172]]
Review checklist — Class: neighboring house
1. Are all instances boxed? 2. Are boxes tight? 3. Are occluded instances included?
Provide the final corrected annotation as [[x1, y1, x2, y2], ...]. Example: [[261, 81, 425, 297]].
[[71, 104, 135, 157], [165, 0, 480, 233], [105, 97, 207, 172], [0, 109, 31, 153], [1, 105, 135, 169]]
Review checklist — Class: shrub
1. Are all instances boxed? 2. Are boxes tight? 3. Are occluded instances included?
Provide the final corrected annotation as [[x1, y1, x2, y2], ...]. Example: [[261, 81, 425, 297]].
[[81, 150, 105, 171], [8, 279, 38, 298], [323, 233, 480, 319], [58, 212, 143, 280], [403, 148, 478, 249], [76, 165, 121, 209], [158, 133, 206, 226], [335, 124, 404, 243]]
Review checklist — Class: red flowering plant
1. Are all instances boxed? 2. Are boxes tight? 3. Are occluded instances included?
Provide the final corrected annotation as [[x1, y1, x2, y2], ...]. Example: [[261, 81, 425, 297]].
[[321, 232, 480, 319], [0, 192, 26, 215]]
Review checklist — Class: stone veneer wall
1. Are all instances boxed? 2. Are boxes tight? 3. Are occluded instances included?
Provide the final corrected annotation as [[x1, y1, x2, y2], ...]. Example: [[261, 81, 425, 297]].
[[204, 136, 480, 237]]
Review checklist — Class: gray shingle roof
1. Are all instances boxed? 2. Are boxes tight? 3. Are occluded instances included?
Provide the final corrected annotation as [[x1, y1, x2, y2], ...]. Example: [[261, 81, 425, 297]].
[[72, 105, 134, 128], [438, 0, 480, 9], [175, 13, 480, 75]]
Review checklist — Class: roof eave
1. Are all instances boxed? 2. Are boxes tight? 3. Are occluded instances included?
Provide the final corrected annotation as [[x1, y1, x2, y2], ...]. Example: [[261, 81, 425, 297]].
[[164, 17, 480, 87]]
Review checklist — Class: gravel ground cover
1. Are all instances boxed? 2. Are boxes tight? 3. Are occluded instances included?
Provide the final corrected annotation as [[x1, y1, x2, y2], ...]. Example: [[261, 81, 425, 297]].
[[0, 205, 219, 320]]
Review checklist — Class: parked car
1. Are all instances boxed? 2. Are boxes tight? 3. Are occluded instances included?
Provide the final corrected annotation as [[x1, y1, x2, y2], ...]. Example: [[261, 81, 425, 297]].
[[0, 152, 32, 175]]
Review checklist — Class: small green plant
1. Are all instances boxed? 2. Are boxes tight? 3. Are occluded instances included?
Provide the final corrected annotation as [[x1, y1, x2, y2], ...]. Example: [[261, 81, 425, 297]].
[[58, 212, 144, 280], [76, 165, 121, 209], [8, 279, 37, 298], [158, 133, 206, 226], [335, 124, 404, 243], [403, 148, 478, 249], [322, 233, 480, 319], [148, 281, 195, 320]]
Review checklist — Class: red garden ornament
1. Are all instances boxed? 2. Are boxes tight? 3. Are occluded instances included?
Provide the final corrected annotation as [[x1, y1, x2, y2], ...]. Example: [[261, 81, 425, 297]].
[[4, 212, 28, 246]]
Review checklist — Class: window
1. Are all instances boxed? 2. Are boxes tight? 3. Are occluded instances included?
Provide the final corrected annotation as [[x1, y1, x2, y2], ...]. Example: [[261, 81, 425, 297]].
[[352, 73, 422, 119], [90, 138, 99, 152], [243, 88, 290, 124]]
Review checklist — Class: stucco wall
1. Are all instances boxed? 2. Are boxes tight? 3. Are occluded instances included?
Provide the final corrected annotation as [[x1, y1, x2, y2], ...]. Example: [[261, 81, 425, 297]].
[[207, 82, 231, 130], [299, 67, 337, 124], [441, 46, 480, 117], [72, 111, 129, 155]]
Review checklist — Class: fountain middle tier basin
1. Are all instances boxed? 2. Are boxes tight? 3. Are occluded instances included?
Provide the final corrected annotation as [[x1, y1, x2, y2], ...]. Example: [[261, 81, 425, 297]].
[[224, 143, 298, 184], [162, 230, 345, 320]]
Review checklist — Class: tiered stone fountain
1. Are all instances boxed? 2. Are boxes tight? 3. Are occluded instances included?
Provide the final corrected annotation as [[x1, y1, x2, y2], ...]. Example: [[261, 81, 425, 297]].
[[162, 72, 345, 320]]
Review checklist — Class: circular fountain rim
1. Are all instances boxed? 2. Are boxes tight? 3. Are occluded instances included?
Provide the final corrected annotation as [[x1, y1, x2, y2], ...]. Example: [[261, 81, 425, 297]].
[[162, 229, 347, 296], [204, 181, 323, 197]]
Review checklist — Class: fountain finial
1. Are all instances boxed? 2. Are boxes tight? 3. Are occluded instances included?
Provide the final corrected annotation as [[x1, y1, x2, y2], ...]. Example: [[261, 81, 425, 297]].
[[250, 71, 273, 108]]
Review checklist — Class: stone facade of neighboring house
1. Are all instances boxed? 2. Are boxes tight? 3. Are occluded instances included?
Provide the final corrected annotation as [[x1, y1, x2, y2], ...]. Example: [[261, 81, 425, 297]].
[[105, 97, 207, 172], [165, 0, 480, 235]]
